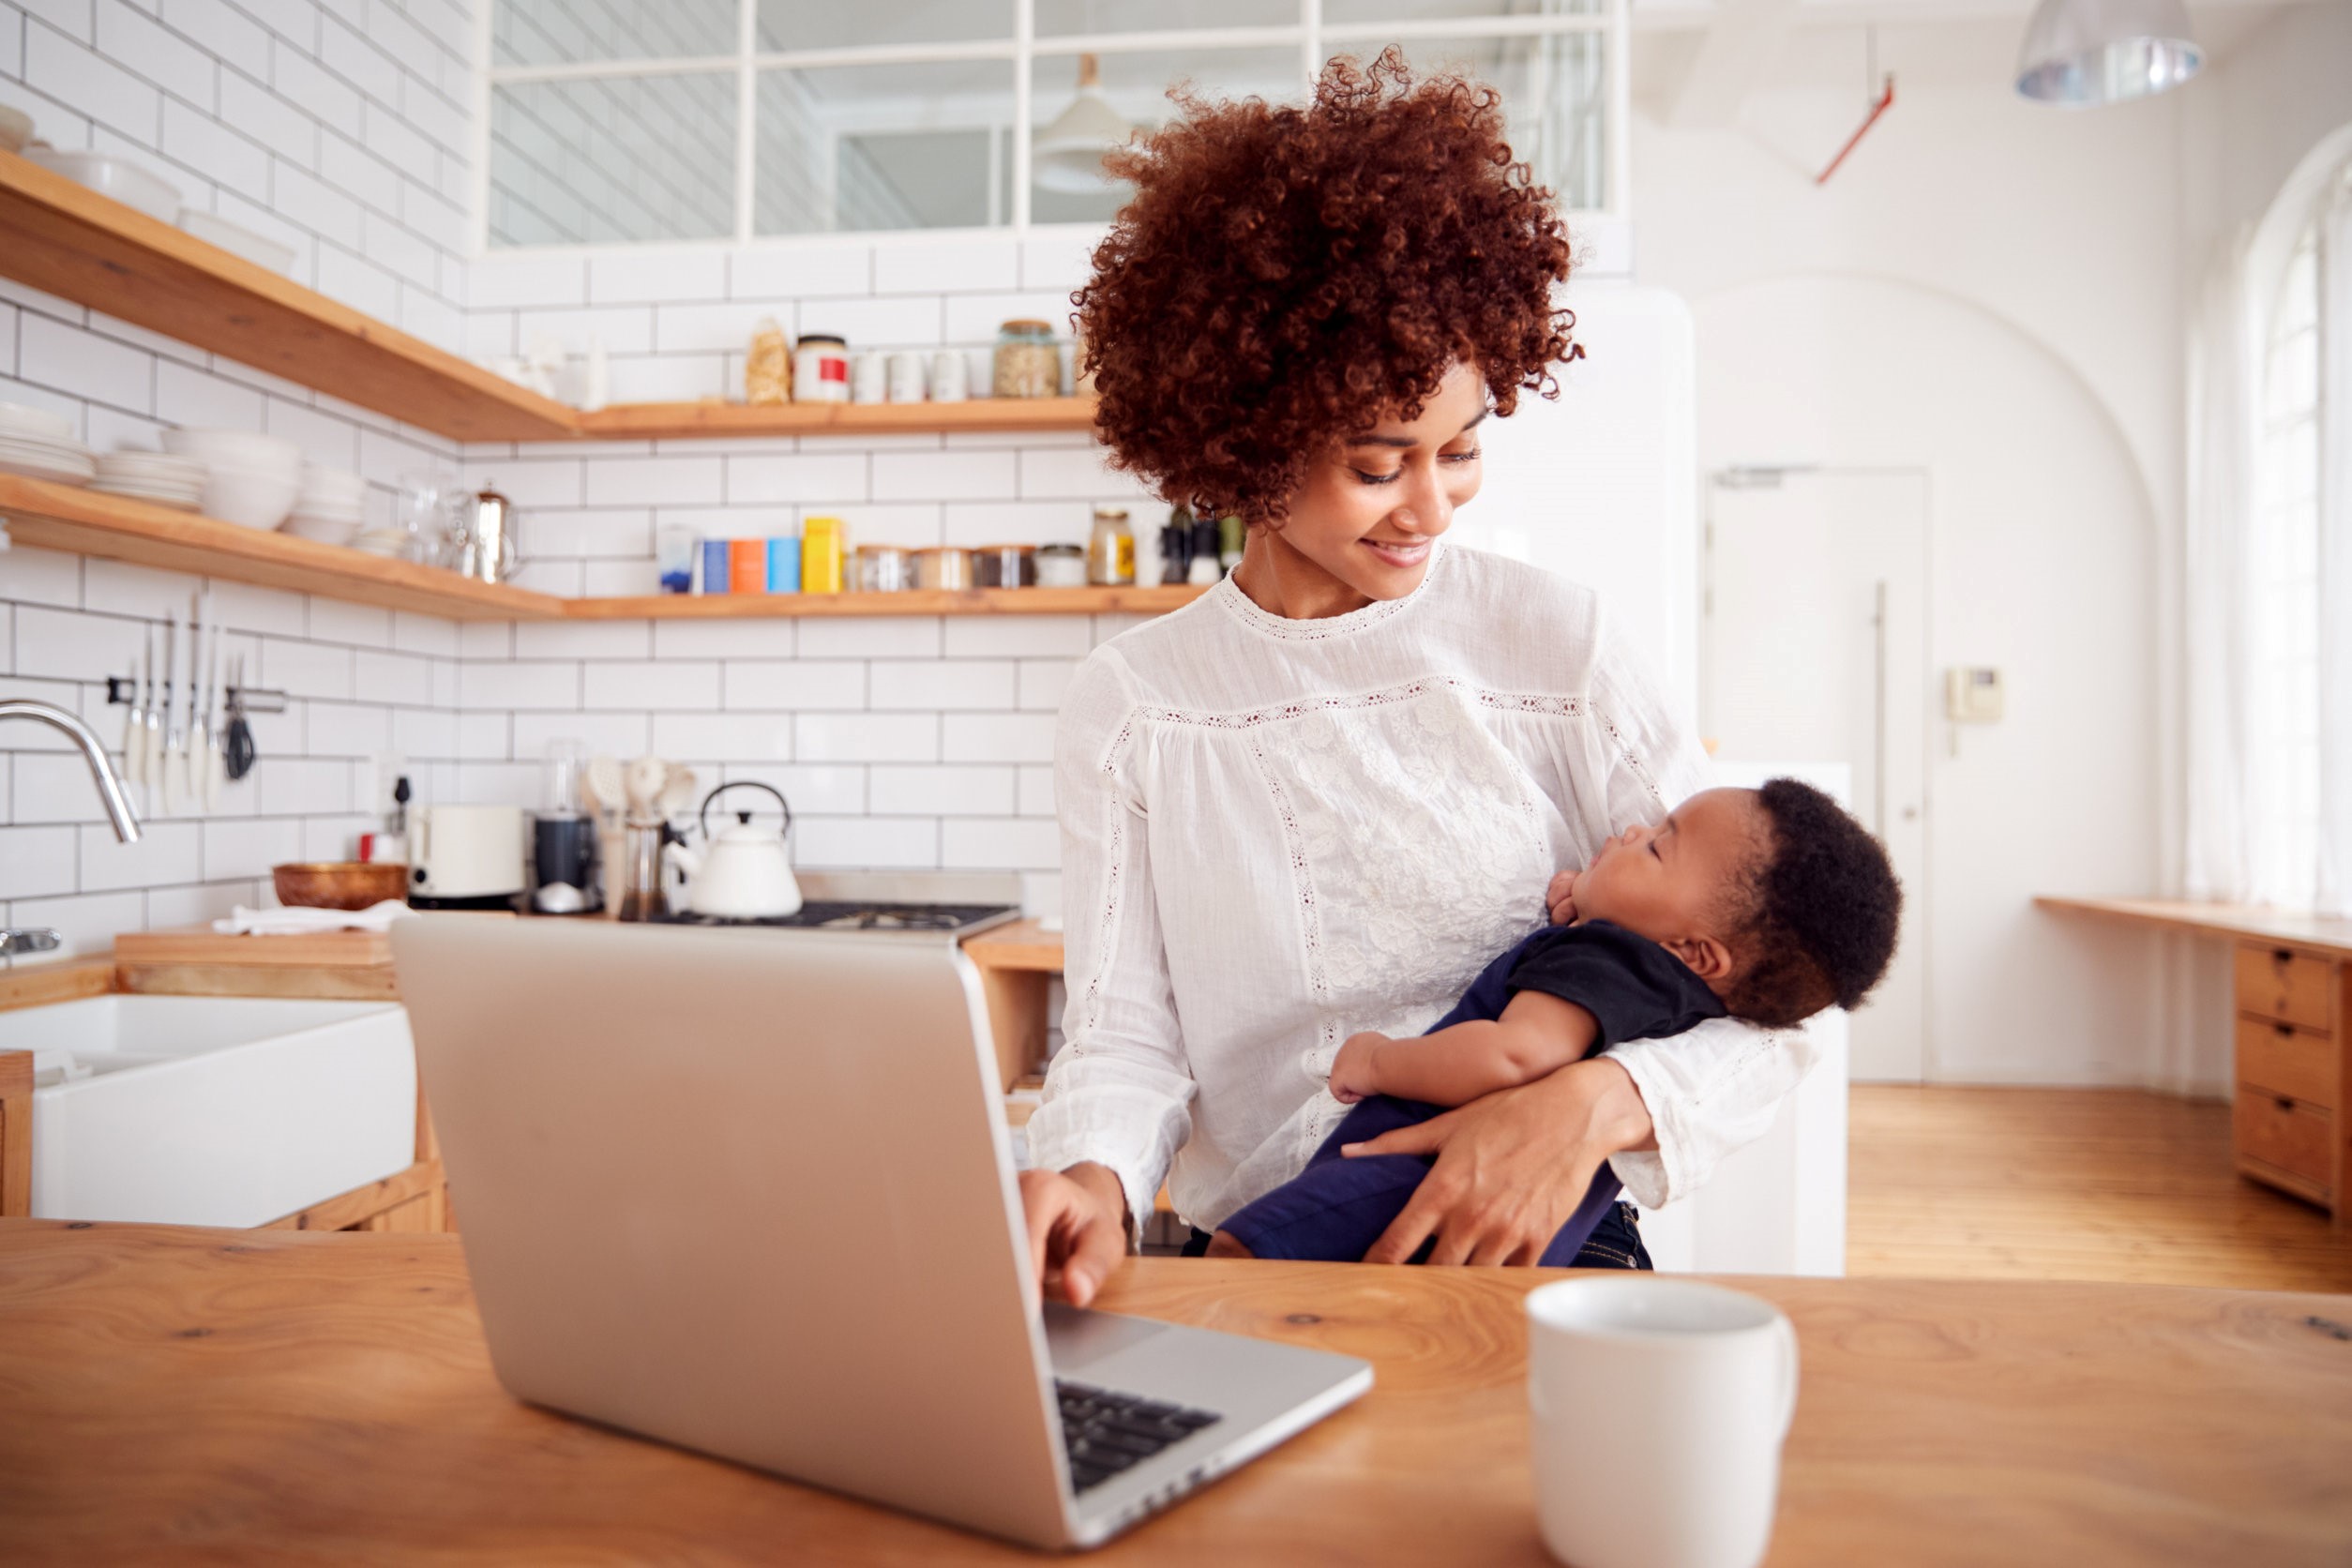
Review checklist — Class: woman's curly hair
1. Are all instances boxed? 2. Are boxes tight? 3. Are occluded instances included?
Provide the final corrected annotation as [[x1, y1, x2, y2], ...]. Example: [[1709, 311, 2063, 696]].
[[1073, 48, 1578, 526]]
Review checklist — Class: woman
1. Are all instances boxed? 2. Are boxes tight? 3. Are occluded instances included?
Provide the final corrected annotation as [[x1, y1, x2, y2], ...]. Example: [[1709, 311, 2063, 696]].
[[1022, 53, 1812, 1304]]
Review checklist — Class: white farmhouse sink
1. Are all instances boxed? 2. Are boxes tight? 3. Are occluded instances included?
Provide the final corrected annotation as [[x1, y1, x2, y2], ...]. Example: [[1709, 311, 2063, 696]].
[[1, 995, 416, 1227]]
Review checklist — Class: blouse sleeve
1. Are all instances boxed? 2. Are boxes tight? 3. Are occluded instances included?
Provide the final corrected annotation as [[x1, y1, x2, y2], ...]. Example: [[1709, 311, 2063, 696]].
[[1583, 617, 1821, 1209], [1021, 649, 1198, 1242]]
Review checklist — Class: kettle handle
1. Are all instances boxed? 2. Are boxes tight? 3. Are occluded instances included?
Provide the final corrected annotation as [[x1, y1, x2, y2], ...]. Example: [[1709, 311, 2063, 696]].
[[699, 778, 792, 842]]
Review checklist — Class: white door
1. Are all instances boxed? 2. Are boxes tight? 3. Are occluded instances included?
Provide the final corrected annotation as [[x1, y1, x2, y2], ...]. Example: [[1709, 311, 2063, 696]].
[[1701, 469, 1929, 1082]]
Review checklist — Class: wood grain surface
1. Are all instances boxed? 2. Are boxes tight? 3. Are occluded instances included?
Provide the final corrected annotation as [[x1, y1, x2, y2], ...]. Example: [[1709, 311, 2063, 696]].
[[0, 148, 576, 442], [574, 396, 1099, 441], [563, 584, 1208, 620], [2036, 897, 2352, 960], [0, 1221, 2345, 1565]]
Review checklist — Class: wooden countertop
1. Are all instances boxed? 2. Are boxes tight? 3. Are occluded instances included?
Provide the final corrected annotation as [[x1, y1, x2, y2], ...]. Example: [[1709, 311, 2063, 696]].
[[2, 1221, 2345, 1564], [2037, 897, 2352, 961]]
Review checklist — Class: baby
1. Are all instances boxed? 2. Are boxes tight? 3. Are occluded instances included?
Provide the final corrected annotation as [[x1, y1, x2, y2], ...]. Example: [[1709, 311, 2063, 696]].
[[1209, 777, 1902, 1264]]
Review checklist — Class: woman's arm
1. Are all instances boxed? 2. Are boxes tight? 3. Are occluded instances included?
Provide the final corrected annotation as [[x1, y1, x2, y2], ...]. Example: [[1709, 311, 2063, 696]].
[[1329, 992, 1598, 1107], [1019, 651, 1196, 1304]]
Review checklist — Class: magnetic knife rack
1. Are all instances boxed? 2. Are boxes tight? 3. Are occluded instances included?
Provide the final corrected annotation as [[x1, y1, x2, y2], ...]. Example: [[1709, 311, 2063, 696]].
[[103, 675, 288, 714]]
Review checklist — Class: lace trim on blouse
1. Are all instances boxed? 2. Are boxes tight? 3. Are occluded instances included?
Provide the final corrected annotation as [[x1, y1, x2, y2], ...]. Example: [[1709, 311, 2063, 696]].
[[1210, 537, 1450, 642]]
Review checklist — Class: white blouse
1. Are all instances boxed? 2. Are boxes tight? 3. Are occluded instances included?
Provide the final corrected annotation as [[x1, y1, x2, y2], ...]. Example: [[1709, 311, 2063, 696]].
[[1025, 541, 1815, 1236]]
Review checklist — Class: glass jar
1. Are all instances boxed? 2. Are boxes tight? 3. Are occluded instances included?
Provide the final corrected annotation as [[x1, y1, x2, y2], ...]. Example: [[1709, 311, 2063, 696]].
[[854, 543, 913, 593], [1035, 542, 1088, 588], [912, 546, 972, 591], [1087, 506, 1136, 587], [991, 319, 1061, 400], [972, 544, 1036, 588]]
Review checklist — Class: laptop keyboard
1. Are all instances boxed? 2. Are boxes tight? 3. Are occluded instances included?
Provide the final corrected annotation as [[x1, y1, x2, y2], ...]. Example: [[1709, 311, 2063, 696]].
[[1055, 1380, 1223, 1493]]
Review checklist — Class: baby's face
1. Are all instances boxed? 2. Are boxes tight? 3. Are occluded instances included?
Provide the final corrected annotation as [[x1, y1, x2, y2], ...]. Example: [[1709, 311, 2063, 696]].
[[1571, 788, 1764, 952]]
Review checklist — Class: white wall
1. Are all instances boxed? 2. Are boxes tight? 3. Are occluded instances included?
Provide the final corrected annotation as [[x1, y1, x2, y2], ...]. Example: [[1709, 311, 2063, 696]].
[[0, 0, 476, 957]]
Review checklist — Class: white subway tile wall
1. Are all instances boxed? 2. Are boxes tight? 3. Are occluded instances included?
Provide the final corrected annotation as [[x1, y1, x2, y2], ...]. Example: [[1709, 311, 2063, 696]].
[[0, 0, 1191, 946]]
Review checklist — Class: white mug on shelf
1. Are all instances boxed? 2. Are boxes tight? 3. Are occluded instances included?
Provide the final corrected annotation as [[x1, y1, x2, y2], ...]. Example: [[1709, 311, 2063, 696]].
[[928, 349, 970, 403], [1525, 1277, 1799, 1568], [886, 350, 928, 403], [849, 352, 887, 405]]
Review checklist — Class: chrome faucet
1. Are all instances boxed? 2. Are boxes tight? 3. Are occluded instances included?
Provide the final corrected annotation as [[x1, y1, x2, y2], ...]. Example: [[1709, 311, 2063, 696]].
[[0, 928, 61, 957], [0, 698, 143, 843]]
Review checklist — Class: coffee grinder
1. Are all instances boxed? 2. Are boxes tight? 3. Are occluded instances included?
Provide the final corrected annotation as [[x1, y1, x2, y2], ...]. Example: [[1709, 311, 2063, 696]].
[[531, 739, 601, 914]]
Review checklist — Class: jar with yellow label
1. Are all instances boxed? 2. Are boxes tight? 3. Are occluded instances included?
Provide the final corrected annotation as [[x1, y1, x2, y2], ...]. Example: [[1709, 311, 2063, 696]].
[[1087, 506, 1135, 586]]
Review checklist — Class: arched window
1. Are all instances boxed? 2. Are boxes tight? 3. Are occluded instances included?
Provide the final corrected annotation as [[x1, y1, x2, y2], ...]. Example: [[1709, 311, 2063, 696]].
[[2248, 199, 2326, 908]]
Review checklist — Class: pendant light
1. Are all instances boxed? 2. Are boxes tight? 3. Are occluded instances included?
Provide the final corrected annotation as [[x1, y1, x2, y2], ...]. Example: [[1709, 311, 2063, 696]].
[[1033, 53, 1133, 193], [2014, 0, 2202, 107]]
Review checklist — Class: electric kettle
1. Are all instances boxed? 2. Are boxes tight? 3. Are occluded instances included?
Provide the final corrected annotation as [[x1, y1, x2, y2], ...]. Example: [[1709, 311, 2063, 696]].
[[662, 780, 801, 920]]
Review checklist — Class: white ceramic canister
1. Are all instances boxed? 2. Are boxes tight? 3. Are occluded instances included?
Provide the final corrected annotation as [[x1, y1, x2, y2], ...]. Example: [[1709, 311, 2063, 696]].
[[849, 352, 887, 405], [928, 349, 970, 403], [887, 350, 928, 403], [793, 335, 851, 403]]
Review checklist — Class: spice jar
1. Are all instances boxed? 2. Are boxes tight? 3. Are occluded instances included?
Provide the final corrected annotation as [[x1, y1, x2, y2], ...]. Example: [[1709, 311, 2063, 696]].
[[1035, 542, 1088, 588], [854, 544, 913, 593], [912, 546, 972, 591], [792, 334, 849, 403], [1087, 506, 1136, 586], [972, 544, 1036, 588], [991, 319, 1061, 400]]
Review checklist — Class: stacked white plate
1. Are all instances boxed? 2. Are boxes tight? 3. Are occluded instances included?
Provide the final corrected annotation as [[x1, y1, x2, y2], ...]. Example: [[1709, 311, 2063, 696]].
[[161, 427, 302, 529], [282, 464, 367, 546], [92, 450, 206, 509], [0, 402, 95, 487]]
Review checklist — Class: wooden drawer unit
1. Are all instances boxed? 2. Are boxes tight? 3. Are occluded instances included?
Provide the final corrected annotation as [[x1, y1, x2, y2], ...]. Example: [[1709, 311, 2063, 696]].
[[2235, 1090, 2333, 1199], [2235, 942, 2335, 1032], [2235, 1017, 2337, 1108]]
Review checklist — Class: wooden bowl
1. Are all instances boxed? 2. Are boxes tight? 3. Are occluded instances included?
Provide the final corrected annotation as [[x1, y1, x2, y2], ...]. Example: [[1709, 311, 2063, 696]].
[[271, 861, 409, 911]]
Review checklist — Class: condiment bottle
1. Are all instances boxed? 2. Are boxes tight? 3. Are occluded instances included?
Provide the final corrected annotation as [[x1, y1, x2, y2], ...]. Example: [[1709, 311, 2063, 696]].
[[1088, 506, 1135, 586], [802, 516, 846, 594], [1160, 505, 1193, 585]]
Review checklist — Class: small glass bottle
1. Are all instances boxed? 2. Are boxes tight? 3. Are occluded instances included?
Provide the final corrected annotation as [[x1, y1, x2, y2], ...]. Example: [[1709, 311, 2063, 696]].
[[1218, 513, 1244, 575], [1088, 506, 1136, 586], [1159, 505, 1193, 585]]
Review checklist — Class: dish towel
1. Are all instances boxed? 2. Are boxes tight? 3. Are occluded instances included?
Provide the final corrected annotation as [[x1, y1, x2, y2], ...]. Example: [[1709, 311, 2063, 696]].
[[211, 900, 416, 936]]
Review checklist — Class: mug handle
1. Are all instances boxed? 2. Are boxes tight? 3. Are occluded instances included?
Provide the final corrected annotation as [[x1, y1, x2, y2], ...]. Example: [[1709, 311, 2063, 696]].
[[1771, 1314, 1802, 1439]]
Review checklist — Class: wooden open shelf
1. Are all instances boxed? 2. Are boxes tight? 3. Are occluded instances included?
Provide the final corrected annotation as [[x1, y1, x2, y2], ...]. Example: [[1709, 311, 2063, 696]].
[[576, 397, 1096, 441], [568, 583, 1203, 620], [0, 475, 565, 621], [0, 475, 1199, 622], [0, 148, 577, 444], [0, 148, 1098, 446]]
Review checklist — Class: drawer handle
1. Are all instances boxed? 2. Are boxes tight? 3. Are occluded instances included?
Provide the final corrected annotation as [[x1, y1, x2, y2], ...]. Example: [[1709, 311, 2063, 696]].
[[2277, 1096, 2296, 1112], [2277, 1023, 2296, 1039], [2273, 947, 2295, 965]]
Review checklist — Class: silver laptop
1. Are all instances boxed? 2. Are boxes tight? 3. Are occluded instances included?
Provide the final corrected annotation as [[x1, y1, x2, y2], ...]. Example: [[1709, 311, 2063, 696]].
[[390, 916, 1370, 1550]]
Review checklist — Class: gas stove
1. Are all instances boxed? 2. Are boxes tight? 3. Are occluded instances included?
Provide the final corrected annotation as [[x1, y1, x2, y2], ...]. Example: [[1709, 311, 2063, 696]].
[[650, 871, 1021, 941]]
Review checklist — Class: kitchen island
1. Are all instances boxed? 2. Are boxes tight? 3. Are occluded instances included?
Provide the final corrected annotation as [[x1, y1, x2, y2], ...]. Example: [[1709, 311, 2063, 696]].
[[1, 1219, 2344, 1564]]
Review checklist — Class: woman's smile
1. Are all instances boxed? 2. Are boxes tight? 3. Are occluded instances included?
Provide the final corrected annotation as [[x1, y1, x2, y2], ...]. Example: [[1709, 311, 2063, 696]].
[[1362, 537, 1433, 569]]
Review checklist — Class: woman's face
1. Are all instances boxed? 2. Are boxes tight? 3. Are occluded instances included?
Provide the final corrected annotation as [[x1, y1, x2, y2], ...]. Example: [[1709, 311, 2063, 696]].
[[1258, 359, 1490, 608]]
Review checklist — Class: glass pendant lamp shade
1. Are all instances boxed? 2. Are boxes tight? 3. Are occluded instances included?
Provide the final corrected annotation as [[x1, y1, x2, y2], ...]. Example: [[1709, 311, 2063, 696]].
[[2015, 0, 2202, 106], [1034, 53, 1134, 193]]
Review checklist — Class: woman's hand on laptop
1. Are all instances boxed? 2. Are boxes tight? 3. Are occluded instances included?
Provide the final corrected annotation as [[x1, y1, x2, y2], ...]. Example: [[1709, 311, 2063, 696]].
[[1019, 1162, 1130, 1308]]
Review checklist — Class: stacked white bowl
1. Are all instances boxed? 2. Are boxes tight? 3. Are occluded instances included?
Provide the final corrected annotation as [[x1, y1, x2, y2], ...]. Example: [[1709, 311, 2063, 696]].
[[92, 450, 206, 509], [161, 428, 303, 529], [0, 401, 96, 487], [283, 464, 367, 545]]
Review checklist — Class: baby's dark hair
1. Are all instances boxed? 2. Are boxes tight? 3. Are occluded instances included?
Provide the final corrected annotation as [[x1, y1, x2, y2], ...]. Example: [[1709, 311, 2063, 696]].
[[1720, 778, 1902, 1029]]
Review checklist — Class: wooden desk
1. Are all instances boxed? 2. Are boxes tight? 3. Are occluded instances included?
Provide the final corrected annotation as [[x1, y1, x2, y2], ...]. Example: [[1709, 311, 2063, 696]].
[[2041, 897, 2352, 1214], [3, 1220, 2347, 1565]]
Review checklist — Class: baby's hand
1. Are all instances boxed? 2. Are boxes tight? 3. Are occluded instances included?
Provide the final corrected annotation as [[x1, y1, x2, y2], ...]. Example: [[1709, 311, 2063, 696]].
[[1546, 867, 1583, 926], [1328, 1033, 1387, 1104]]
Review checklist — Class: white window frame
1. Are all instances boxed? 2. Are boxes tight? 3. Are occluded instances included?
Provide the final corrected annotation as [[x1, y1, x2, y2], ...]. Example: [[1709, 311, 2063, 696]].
[[469, 0, 1629, 252]]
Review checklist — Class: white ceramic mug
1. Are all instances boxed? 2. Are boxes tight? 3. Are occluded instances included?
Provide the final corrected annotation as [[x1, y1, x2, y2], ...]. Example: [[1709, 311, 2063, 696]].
[[849, 352, 887, 404], [1525, 1277, 1799, 1568], [886, 350, 928, 402], [928, 349, 970, 402]]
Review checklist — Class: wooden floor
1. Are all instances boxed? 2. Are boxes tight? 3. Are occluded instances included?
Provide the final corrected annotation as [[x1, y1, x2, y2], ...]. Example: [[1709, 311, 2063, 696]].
[[1847, 1085, 2352, 1293]]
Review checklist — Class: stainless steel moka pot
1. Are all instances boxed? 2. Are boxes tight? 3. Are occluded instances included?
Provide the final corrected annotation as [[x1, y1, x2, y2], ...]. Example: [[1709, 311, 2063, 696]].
[[448, 483, 520, 584]]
